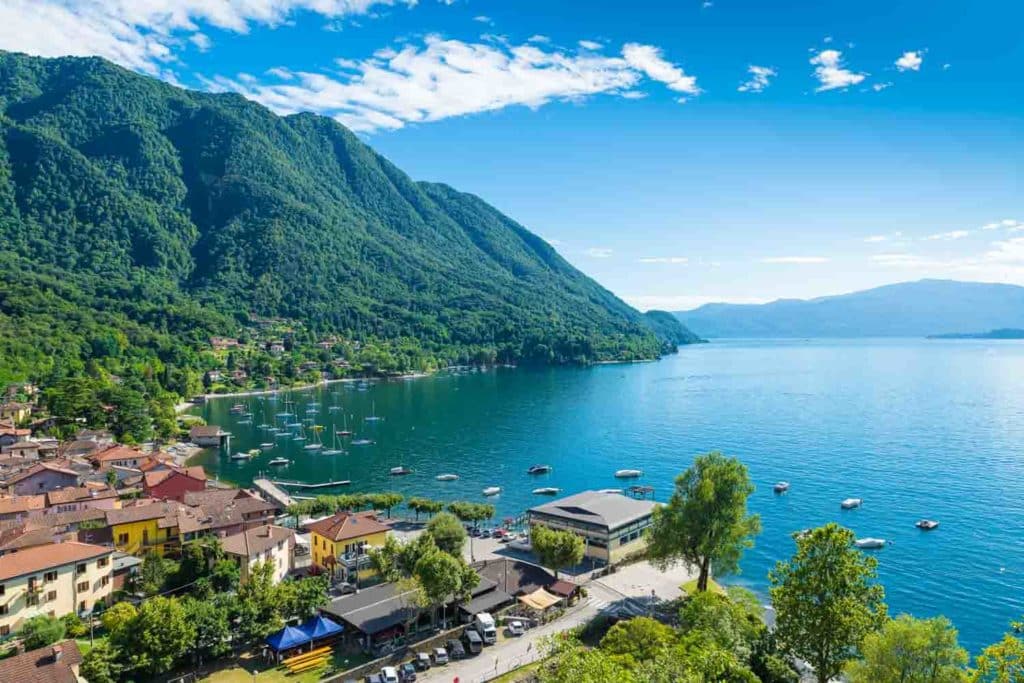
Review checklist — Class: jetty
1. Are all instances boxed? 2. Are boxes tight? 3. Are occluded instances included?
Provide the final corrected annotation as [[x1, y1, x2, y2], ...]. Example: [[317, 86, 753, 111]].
[[253, 478, 296, 509], [270, 478, 352, 489]]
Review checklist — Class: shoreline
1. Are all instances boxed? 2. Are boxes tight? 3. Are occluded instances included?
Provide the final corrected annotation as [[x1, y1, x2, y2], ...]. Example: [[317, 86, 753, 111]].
[[175, 376, 415, 413]]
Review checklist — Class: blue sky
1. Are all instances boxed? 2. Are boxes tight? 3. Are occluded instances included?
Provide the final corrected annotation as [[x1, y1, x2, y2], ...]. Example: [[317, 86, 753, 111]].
[[2, 0, 1022, 310]]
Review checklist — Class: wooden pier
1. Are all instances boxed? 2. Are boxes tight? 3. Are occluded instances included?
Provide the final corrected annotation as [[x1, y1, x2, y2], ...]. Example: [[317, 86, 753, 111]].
[[253, 478, 296, 509], [269, 479, 352, 489]]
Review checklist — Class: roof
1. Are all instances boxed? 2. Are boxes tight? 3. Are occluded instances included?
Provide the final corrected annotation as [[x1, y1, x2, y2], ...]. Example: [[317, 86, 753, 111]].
[[8, 440, 39, 449], [518, 587, 562, 611], [322, 582, 420, 635], [112, 552, 143, 572], [222, 524, 294, 558], [45, 486, 117, 506], [473, 558, 554, 596], [0, 640, 83, 683], [0, 494, 46, 516], [5, 462, 79, 485], [548, 580, 578, 597], [299, 614, 344, 640], [528, 490, 657, 531], [305, 511, 391, 543], [458, 588, 513, 616], [0, 525, 59, 552], [183, 488, 252, 508], [143, 466, 206, 489], [266, 625, 311, 652], [189, 425, 226, 438], [91, 445, 146, 463], [106, 501, 180, 526], [0, 541, 112, 581]]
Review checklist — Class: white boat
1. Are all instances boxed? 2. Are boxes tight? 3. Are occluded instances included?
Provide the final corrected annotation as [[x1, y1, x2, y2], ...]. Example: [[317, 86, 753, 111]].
[[365, 401, 383, 422], [916, 519, 940, 530], [436, 474, 459, 481], [351, 438, 374, 446], [854, 538, 886, 549], [304, 425, 324, 450], [322, 431, 344, 456], [840, 498, 863, 509], [532, 487, 561, 495], [259, 442, 274, 449], [482, 486, 502, 496], [614, 469, 643, 478], [390, 466, 412, 476], [268, 457, 290, 466], [230, 452, 252, 460], [598, 488, 623, 494], [773, 481, 790, 494]]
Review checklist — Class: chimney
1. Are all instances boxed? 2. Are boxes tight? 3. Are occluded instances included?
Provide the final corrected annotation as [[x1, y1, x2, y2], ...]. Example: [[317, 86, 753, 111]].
[[52, 645, 63, 662]]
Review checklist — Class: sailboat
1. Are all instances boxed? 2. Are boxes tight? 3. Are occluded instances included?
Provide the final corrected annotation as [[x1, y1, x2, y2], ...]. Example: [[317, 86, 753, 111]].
[[322, 429, 344, 456], [365, 401, 383, 422], [291, 425, 306, 442], [304, 425, 324, 450], [336, 414, 353, 438]]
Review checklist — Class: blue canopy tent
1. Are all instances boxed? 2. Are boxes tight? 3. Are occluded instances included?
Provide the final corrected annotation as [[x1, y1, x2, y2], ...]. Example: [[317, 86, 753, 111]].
[[300, 614, 343, 641], [266, 625, 312, 654]]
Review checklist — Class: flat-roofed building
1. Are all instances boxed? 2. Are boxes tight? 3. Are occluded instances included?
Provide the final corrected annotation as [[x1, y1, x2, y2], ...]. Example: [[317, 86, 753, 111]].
[[527, 490, 657, 564]]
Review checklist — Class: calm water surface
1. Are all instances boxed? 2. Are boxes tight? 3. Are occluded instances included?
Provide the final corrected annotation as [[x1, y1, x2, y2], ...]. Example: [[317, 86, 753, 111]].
[[192, 339, 1024, 652]]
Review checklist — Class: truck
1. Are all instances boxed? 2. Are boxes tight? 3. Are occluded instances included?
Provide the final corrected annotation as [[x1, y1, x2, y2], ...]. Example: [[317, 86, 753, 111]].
[[472, 612, 497, 645]]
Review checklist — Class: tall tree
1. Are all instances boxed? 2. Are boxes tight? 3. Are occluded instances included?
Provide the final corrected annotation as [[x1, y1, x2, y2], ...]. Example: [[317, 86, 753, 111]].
[[426, 512, 468, 557], [183, 597, 232, 664], [18, 614, 66, 649], [80, 642, 121, 683], [236, 561, 284, 641], [972, 620, 1024, 683], [647, 451, 761, 592], [847, 614, 968, 683], [530, 525, 585, 579], [125, 596, 195, 675], [770, 523, 887, 683]]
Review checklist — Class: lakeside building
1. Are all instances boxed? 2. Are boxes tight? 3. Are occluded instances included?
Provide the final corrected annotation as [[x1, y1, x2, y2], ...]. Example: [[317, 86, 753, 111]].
[[222, 524, 295, 584], [527, 489, 657, 564], [0, 542, 113, 636], [306, 511, 390, 583]]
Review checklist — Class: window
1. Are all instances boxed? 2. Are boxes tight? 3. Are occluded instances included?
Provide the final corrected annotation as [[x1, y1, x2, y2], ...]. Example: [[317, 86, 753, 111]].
[[97, 557, 109, 568], [0, 625, 9, 637], [44, 571, 57, 582], [101, 575, 110, 587], [0, 604, 8, 616], [117, 533, 128, 545], [26, 594, 39, 606], [78, 601, 86, 612], [46, 591, 56, 601], [77, 581, 89, 592], [76, 563, 87, 575], [0, 584, 5, 596]]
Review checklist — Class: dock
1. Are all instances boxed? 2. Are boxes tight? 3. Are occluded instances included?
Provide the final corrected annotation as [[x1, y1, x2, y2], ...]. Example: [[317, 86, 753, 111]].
[[253, 478, 297, 509], [270, 479, 352, 489]]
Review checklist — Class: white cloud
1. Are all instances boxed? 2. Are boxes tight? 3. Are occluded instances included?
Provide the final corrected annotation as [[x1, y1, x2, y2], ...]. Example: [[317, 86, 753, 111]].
[[925, 230, 971, 241], [823, 36, 833, 44], [737, 65, 776, 93], [872, 238, 1024, 283], [638, 257, 689, 264], [622, 43, 700, 96], [942, 63, 951, 70], [0, 0, 415, 75], [473, 15, 492, 24], [760, 256, 831, 264], [864, 231, 903, 243], [215, 37, 701, 132], [579, 40, 603, 51], [189, 32, 211, 51], [895, 50, 923, 72], [585, 247, 614, 258], [872, 82, 893, 92], [527, 35, 550, 44], [702, 1, 713, 8], [809, 49, 866, 91]]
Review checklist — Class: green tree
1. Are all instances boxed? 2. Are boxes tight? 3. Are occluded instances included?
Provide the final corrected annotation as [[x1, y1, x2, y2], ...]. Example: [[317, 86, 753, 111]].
[[365, 492, 404, 518], [846, 614, 968, 683], [210, 558, 241, 593], [600, 616, 677, 668], [539, 636, 637, 683], [408, 497, 444, 521], [140, 551, 177, 595], [447, 501, 495, 528], [60, 612, 88, 638], [530, 524, 585, 578], [646, 451, 761, 592], [124, 596, 195, 675], [18, 614, 66, 649], [277, 575, 329, 620], [80, 642, 121, 683], [972, 620, 1024, 683], [679, 589, 763, 662], [100, 602, 138, 644], [236, 561, 284, 641], [183, 597, 232, 663], [770, 523, 887, 683], [426, 512, 467, 557]]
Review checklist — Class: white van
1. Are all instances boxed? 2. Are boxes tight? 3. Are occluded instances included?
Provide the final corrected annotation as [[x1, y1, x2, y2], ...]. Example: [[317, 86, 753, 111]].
[[473, 612, 497, 644]]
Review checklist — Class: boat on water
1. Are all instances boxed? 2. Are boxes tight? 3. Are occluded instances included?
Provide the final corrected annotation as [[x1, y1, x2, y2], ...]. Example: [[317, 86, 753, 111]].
[[276, 411, 293, 418], [916, 519, 940, 530], [390, 466, 412, 476], [854, 538, 886, 549], [237, 419, 252, 425], [336, 414, 353, 437], [268, 457, 290, 466], [258, 423, 271, 430], [532, 487, 561, 495], [322, 430, 344, 455], [351, 438, 374, 446], [482, 486, 502, 496], [365, 402, 383, 422], [259, 442, 274, 449], [229, 403, 246, 414], [286, 422, 302, 428], [328, 405, 341, 412], [598, 488, 623, 494], [304, 425, 324, 450], [614, 469, 643, 479], [840, 498, 863, 509], [274, 432, 290, 439], [527, 464, 552, 475], [230, 452, 252, 460], [436, 473, 459, 481], [773, 481, 790, 494]]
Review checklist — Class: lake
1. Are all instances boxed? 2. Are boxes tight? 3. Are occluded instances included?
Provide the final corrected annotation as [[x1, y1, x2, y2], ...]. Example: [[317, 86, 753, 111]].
[[190, 338, 1024, 652]]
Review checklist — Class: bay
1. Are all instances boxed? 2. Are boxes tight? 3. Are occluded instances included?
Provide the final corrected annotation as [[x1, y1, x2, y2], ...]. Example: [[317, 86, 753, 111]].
[[190, 338, 1024, 652]]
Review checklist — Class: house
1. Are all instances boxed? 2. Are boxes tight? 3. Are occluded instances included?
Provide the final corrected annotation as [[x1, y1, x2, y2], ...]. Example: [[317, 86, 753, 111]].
[[44, 486, 120, 515], [204, 370, 222, 383], [0, 639, 83, 683], [60, 440, 102, 459], [527, 490, 658, 564], [143, 466, 207, 502], [222, 524, 295, 584], [3, 440, 40, 459], [231, 369, 248, 382], [210, 336, 241, 350], [179, 491, 278, 539], [74, 429, 114, 446], [189, 425, 230, 447], [89, 445, 148, 469], [268, 342, 285, 354], [306, 511, 391, 582], [0, 427, 31, 449], [5, 462, 80, 495], [0, 542, 114, 636], [105, 502, 182, 557], [0, 495, 46, 521], [111, 552, 142, 593], [0, 524, 62, 557], [0, 403, 32, 424]]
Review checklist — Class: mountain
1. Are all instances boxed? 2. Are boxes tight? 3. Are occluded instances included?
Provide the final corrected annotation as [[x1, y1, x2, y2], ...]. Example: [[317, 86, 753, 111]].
[[928, 328, 1024, 340], [675, 280, 1024, 338], [642, 310, 705, 346], [0, 51, 699, 388]]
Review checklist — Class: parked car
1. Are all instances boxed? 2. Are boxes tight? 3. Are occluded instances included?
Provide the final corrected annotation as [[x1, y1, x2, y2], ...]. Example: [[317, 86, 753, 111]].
[[413, 653, 431, 671], [365, 675, 384, 683], [336, 582, 357, 595], [398, 662, 417, 682], [462, 628, 483, 655], [493, 528, 508, 538], [380, 667, 400, 683], [445, 638, 466, 660], [507, 620, 525, 636], [431, 647, 449, 665], [468, 527, 481, 537]]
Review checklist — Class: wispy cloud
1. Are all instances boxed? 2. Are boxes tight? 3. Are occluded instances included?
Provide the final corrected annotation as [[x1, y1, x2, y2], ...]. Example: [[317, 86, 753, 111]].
[[810, 49, 866, 91], [864, 231, 903, 243], [737, 65, 777, 93], [215, 37, 700, 131], [578, 40, 603, 50], [981, 219, 1022, 231], [585, 247, 614, 258], [925, 230, 971, 241], [638, 256, 689, 264], [760, 256, 831, 264], [895, 50, 923, 72], [472, 15, 493, 25], [872, 82, 893, 92]]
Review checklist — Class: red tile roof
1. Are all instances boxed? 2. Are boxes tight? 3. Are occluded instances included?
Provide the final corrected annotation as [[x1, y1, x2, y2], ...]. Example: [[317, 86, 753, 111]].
[[0, 641, 83, 683], [306, 511, 391, 543], [0, 541, 112, 581]]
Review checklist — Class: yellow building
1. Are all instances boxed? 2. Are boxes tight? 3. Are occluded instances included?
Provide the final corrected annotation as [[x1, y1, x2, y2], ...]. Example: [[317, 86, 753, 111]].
[[0, 542, 114, 637], [105, 502, 181, 557], [306, 511, 391, 582]]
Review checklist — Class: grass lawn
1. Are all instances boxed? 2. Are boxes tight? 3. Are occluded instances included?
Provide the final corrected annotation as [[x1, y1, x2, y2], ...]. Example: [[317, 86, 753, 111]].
[[75, 635, 109, 657], [200, 649, 374, 683], [680, 578, 725, 597]]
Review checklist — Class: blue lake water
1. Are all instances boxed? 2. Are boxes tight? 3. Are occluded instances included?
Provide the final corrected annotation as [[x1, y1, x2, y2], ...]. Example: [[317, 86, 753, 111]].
[[192, 338, 1024, 652]]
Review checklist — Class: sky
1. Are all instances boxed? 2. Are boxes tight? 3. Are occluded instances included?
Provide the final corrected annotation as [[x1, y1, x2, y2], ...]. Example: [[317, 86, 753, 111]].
[[1, 1, 1022, 311]]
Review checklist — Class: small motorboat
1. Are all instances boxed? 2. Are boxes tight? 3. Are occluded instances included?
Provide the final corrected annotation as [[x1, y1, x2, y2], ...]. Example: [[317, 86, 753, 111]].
[[773, 481, 790, 494], [321, 448, 344, 456], [237, 419, 252, 425], [229, 452, 252, 460], [916, 519, 940, 530], [436, 474, 459, 481], [229, 404, 245, 414], [303, 443, 322, 451], [351, 438, 374, 446], [841, 498, 863, 509], [598, 488, 623, 494], [532, 487, 561, 496], [615, 469, 643, 479], [390, 466, 412, 476], [259, 442, 274, 449], [527, 464, 553, 475], [274, 431, 290, 439], [336, 429, 353, 437], [268, 457, 290, 466], [482, 486, 502, 496], [854, 538, 886, 549], [291, 435, 306, 442]]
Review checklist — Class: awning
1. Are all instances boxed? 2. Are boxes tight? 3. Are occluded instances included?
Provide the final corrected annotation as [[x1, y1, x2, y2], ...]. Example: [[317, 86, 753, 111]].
[[300, 615, 343, 640], [547, 580, 577, 597], [266, 625, 312, 652], [518, 587, 562, 611]]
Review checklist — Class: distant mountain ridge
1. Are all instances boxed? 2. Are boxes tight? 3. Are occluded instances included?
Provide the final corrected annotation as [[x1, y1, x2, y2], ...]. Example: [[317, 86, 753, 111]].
[[928, 328, 1024, 340], [675, 280, 1024, 338]]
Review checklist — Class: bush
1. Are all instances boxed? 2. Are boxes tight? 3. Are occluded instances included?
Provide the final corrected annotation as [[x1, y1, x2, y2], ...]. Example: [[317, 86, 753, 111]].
[[61, 612, 88, 639], [19, 614, 66, 649]]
